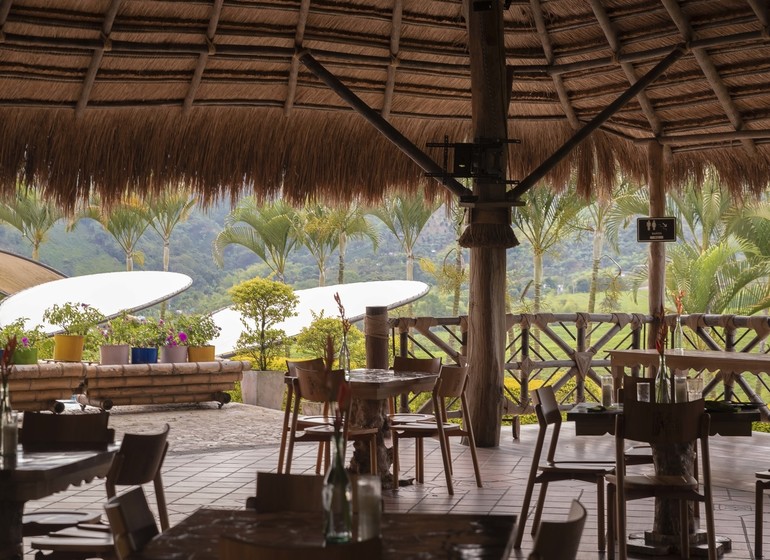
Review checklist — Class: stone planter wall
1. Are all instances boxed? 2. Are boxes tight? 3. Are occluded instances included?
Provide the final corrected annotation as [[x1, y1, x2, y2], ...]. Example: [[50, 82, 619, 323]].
[[240, 370, 285, 410]]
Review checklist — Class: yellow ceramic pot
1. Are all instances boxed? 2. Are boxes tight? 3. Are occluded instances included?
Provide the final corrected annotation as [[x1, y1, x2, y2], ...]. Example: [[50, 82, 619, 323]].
[[53, 334, 85, 362], [187, 345, 216, 362]]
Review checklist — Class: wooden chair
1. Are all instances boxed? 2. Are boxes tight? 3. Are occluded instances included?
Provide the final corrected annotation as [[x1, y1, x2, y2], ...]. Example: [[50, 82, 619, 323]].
[[278, 358, 328, 473], [246, 472, 324, 512], [514, 385, 613, 552], [618, 376, 656, 467], [606, 398, 716, 560], [29, 424, 170, 559], [21, 412, 115, 537], [219, 535, 382, 560], [391, 364, 481, 495], [285, 367, 378, 475], [387, 356, 441, 423], [103, 487, 160, 560], [756, 471, 770, 558], [528, 499, 587, 560]]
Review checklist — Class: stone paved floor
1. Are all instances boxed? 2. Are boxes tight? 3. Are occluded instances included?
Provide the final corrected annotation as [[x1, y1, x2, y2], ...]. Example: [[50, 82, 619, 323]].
[[21, 402, 770, 559]]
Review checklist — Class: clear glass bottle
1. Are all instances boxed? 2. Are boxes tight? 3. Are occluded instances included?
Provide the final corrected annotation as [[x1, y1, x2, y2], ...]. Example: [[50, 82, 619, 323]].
[[338, 334, 351, 380], [323, 432, 353, 543], [0, 379, 12, 455], [671, 315, 684, 351], [655, 353, 670, 403]]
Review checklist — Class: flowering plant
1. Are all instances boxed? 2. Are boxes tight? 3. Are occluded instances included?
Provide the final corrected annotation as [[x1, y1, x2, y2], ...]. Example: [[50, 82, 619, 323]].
[[1, 335, 17, 386], [1, 318, 44, 348], [655, 308, 668, 356], [334, 292, 351, 337], [174, 313, 221, 346], [100, 312, 135, 345], [43, 302, 105, 336], [165, 329, 188, 347], [673, 289, 685, 315], [128, 317, 167, 348]]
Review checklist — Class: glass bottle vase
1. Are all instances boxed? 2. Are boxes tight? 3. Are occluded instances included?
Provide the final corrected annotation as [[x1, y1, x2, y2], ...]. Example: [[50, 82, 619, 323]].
[[671, 315, 684, 351], [322, 431, 353, 544], [338, 334, 351, 378], [655, 353, 670, 403], [0, 379, 12, 455]]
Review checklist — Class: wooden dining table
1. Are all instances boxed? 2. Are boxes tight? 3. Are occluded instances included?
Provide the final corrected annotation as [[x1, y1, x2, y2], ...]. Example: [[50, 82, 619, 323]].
[[0, 444, 117, 559], [572, 348, 763, 556], [347, 368, 438, 486], [137, 508, 516, 560]]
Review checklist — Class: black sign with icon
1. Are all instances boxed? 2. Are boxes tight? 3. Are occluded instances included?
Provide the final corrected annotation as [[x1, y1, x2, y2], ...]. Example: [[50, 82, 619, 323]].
[[637, 217, 677, 242]]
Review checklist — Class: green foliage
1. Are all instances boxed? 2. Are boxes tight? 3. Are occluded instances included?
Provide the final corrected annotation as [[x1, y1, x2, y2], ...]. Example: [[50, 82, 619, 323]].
[[43, 302, 105, 336], [293, 312, 365, 368], [127, 317, 167, 348], [230, 277, 298, 370]]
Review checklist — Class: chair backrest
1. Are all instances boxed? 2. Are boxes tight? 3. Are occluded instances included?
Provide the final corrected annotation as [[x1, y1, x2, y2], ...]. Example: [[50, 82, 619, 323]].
[[392, 356, 441, 374], [252, 472, 324, 512], [219, 535, 382, 560], [528, 499, 587, 560], [20, 412, 114, 451], [286, 357, 325, 377], [108, 424, 170, 489], [434, 364, 468, 399], [532, 386, 563, 465], [295, 366, 345, 405], [103, 487, 159, 560], [621, 398, 707, 445]]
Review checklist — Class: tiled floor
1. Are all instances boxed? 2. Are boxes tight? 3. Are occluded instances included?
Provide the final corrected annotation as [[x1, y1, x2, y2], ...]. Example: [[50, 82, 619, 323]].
[[21, 411, 770, 560]]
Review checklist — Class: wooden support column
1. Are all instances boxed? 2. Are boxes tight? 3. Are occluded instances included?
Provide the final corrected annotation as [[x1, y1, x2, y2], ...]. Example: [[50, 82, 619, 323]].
[[462, 0, 511, 447], [364, 306, 389, 370], [647, 141, 666, 348]]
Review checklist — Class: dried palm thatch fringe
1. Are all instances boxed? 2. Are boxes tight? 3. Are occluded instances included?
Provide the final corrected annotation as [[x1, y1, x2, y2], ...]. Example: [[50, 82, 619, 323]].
[[459, 223, 519, 249]]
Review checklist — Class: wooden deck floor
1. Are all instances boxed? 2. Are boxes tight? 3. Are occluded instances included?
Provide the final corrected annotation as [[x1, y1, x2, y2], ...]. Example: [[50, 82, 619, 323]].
[[22, 413, 769, 559]]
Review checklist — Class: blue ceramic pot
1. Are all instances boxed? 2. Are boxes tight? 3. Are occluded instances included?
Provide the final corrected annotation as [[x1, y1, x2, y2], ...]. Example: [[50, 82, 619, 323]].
[[131, 347, 158, 364]]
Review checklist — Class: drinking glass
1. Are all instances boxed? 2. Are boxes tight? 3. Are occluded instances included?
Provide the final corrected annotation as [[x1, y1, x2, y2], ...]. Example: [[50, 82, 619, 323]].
[[636, 382, 651, 402], [356, 475, 382, 541], [600, 375, 614, 407], [687, 377, 704, 402]]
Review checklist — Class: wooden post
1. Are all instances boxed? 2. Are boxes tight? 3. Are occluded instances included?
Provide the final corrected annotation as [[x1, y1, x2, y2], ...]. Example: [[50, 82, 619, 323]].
[[463, 0, 510, 447], [648, 141, 666, 347], [364, 306, 389, 370]]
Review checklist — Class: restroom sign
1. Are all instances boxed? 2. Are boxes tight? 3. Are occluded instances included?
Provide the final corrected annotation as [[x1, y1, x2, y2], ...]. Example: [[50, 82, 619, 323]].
[[637, 217, 677, 242]]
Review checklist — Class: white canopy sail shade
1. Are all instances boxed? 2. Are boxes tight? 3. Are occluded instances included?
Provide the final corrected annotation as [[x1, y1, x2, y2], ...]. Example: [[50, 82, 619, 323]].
[[0, 271, 192, 333]]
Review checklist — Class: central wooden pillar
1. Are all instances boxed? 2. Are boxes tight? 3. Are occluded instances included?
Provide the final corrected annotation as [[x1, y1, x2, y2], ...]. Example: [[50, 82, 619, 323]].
[[462, 0, 512, 447]]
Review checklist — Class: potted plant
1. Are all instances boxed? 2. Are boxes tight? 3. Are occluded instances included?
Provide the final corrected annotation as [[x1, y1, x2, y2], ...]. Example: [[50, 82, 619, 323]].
[[229, 277, 298, 408], [175, 313, 221, 362], [98, 311, 134, 365], [128, 317, 166, 364], [160, 318, 188, 363], [0, 319, 45, 365], [43, 302, 105, 362]]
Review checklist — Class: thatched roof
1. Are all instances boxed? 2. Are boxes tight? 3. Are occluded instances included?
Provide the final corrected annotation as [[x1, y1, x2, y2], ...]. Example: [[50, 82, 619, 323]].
[[0, 250, 65, 295], [0, 0, 769, 207]]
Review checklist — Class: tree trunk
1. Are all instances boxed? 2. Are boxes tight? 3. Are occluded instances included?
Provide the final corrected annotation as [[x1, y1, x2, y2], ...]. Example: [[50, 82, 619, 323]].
[[126, 253, 133, 271], [534, 251, 543, 313], [453, 247, 462, 316], [587, 226, 604, 313], [338, 232, 347, 284]]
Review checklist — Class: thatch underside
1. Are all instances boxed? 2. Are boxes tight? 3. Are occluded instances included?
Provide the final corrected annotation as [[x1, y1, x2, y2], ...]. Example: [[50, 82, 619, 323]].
[[1, 0, 770, 207], [0, 250, 65, 295]]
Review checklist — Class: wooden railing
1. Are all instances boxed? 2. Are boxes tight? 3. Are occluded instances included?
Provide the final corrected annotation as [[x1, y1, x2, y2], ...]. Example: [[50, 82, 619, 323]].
[[388, 313, 770, 423]]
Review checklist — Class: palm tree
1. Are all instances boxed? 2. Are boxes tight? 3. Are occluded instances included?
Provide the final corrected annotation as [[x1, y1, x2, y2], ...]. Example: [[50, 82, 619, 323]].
[[0, 186, 64, 260], [512, 186, 586, 313], [419, 203, 467, 315], [213, 198, 299, 283], [370, 193, 440, 281], [292, 204, 340, 286], [329, 203, 379, 284], [70, 198, 151, 271], [147, 191, 197, 273]]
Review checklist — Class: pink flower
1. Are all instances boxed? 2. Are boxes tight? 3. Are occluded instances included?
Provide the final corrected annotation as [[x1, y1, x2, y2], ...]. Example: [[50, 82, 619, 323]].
[[21, 337, 30, 347]]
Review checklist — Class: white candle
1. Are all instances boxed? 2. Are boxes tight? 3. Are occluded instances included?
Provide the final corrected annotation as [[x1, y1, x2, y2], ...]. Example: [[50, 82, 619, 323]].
[[602, 384, 612, 407], [1, 420, 18, 456]]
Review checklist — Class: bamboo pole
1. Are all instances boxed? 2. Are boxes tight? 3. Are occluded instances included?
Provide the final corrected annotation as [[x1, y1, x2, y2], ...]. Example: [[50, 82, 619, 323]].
[[647, 140, 666, 348]]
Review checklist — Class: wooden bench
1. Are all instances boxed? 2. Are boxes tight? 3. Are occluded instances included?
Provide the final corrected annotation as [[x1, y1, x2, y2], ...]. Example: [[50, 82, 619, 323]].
[[76, 360, 249, 411]]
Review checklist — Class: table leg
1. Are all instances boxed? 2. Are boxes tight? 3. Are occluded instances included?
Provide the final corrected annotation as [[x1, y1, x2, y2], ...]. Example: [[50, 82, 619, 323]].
[[348, 398, 393, 488], [0, 500, 23, 560]]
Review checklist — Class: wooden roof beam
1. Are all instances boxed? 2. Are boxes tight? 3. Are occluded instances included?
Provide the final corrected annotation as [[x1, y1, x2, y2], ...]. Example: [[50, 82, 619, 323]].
[[74, 0, 121, 118], [284, 0, 310, 116], [528, 0, 580, 130], [589, 0, 668, 161], [299, 50, 471, 200], [660, 0, 757, 156], [747, 0, 769, 27], [183, 0, 223, 115], [381, 0, 402, 119], [508, 45, 685, 201], [0, 0, 11, 28]]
